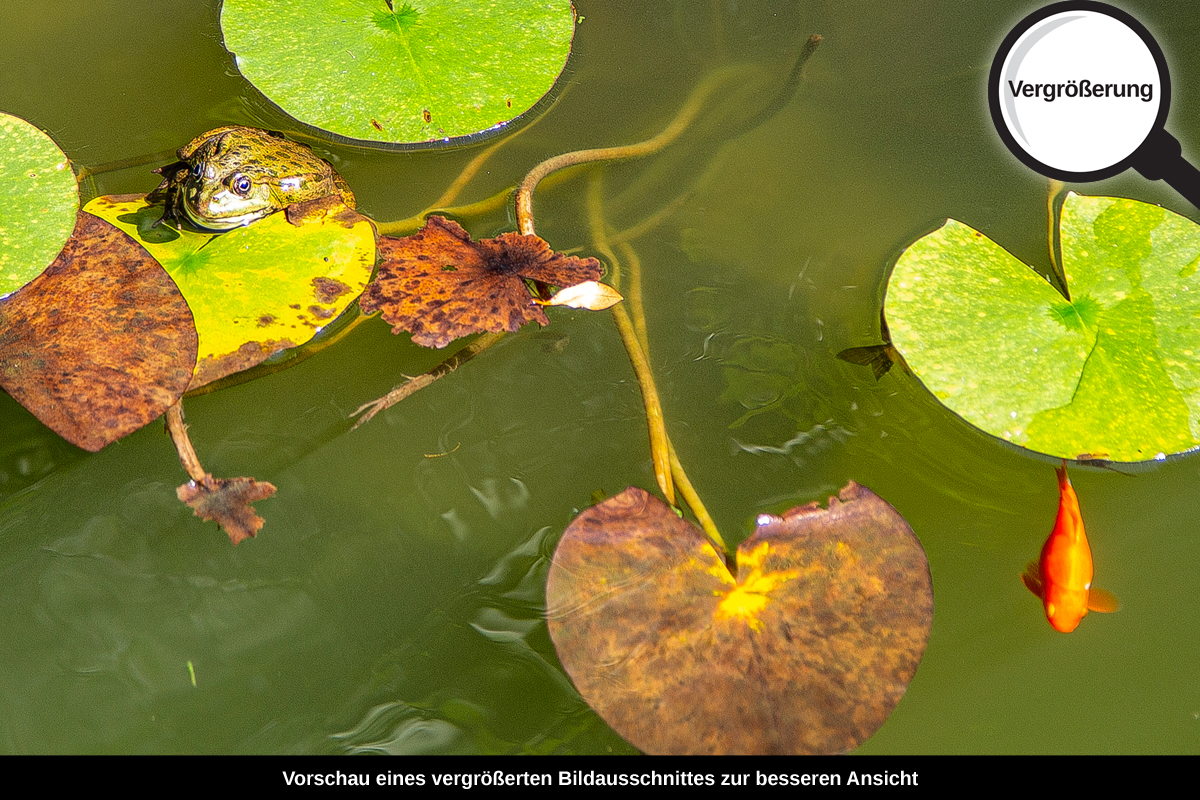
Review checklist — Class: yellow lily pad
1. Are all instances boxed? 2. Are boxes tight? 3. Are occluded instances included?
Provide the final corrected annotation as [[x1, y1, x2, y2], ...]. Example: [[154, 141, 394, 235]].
[[85, 195, 375, 388]]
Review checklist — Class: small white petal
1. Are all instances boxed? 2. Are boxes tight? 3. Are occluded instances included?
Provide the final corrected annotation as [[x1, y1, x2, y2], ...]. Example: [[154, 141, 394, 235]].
[[540, 281, 623, 310]]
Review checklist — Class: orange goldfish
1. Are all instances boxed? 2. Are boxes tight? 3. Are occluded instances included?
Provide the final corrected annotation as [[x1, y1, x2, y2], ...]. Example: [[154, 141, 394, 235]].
[[1021, 463, 1119, 633]]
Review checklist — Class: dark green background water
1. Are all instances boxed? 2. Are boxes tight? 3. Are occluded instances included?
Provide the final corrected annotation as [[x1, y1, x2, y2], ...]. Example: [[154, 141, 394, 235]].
[[2, 0, 1200, 753]]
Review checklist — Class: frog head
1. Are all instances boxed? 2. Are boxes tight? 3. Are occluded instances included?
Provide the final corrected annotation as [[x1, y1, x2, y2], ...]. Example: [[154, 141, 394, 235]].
[[153, 126, 354, 231]]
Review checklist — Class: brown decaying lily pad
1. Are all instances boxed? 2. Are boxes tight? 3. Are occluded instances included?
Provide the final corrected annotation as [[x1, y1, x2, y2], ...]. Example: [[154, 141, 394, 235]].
[[177, 474, 277, 545], [0, 211, 197, 451], [359, 216, 602, 348], [190, 337, 296, 391], [546, 483, 933, 755]]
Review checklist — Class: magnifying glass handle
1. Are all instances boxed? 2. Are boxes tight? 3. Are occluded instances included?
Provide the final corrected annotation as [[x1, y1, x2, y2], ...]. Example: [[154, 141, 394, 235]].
[[1132, 128, 1200, 209]]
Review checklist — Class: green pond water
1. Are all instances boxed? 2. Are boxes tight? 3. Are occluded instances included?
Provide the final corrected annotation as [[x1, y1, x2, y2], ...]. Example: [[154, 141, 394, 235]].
[[3, 0, 1200, 754]]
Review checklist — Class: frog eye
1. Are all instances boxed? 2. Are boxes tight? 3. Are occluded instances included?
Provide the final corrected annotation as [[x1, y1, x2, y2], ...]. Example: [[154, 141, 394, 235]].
[[230, 174, 253, 196], [190, 162, 203, 178]]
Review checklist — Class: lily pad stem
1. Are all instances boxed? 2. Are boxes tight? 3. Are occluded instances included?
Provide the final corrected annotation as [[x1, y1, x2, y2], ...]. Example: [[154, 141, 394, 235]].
[[430, 84, 572, 211], [611, 300, 676, 506], [586, 173, 732, 551], [669, 441, 726, 553], [516, 63, 755, 235], [166, 401, 207, 482], [585, 176, 671, 505], [376, 167, 574, 237], [516, 33, 821, 236], [373, 87, 571, 236]]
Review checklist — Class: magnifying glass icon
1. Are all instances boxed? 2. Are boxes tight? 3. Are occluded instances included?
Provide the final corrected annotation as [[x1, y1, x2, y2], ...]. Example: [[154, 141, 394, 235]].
[[989, 1, 1200, 206]]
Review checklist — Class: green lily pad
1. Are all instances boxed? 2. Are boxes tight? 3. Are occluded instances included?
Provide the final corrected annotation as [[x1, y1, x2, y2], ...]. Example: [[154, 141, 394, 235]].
[[886, 192, 1200, 462], [0, 112, 79, 298], [221, 0, 576, 144], [84, 195, 375, 389]]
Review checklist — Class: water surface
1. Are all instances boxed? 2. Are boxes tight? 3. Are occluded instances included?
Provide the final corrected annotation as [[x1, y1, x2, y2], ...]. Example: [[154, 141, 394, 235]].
[[2, 0, 1200, 753]]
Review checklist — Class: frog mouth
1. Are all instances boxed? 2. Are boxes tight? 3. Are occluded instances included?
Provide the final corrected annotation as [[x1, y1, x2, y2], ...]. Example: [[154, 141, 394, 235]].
[[181, 193, 271, 232]]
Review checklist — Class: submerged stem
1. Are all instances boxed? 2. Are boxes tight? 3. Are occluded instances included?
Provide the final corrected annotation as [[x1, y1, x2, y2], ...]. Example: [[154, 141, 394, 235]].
[[584, 171, 735, 551], [355, 33, 821, 534], [601, 201, 726, 551], [516, 63, 756, 235], [612, 300, 675, 507], [373, 187, 511, 236], [669, 441, 726, 552], [617, 240, 649, 359], [373, 86, 569, 236], [586, 175, 673, 505], [350, 332, 506, 429], [731, 34, 822, 138]]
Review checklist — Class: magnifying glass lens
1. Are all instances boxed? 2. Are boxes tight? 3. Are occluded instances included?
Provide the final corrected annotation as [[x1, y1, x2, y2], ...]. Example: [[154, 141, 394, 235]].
[[998, 10, 1161, 174]]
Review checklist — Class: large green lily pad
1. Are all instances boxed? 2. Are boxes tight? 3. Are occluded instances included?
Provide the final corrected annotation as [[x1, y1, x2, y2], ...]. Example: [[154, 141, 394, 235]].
[[221, 0, 576, 144], [85, 195, 375, 388], [886, 193, 1200, 462], [0, 112, 79, 298], [546, 484, 932, 754]]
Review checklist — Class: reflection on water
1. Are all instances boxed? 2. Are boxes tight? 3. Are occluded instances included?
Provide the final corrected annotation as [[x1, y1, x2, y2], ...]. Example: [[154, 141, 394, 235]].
[[3, 0, 1200, 753], [0, 395, 86, 499]]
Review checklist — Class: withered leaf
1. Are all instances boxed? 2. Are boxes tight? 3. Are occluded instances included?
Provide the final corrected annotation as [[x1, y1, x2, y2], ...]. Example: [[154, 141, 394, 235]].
[[546, 483, 933, 755], [359, 216, 602, 348], [837, 344, 896, 380], [0, 211, 197, 451], [177, 474, 277, 545]]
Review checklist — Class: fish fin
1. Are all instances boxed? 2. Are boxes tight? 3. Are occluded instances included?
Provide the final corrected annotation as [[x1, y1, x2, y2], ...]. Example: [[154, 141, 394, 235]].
[[1055, 462, 1070, 490], [1021, 562, 1044, 598], [1087, 587, 1121, 613]]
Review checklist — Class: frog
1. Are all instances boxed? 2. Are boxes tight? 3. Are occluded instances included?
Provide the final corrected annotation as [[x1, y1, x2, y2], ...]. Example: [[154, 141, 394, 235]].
[[150, 126, 356, 231]]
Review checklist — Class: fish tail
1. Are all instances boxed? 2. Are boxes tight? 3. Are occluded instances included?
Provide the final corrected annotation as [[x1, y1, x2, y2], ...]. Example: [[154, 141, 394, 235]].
[[1055, 461, 1069, 490]]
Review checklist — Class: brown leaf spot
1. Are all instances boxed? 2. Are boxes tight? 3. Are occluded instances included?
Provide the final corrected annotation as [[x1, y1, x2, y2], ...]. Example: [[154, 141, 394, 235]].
[[177, 474, 277, 545], [312, 276, 351, 304], [96, 193, 148, 205], [308, 305, 336, 320], [358, 216, 603, 348], [257, 315, 276, 327], [0, 211, 197, 451], [546, 483, 932, 755]]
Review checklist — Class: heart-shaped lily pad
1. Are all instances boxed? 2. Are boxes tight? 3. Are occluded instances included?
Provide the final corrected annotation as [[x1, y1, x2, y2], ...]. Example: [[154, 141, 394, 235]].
[[0, 112, 79, 298], [0, 211, 197, 451], [85, 194, 375, 388], [886, 193, 1200, 462], [546, 484, 932, 755], [221, 0, 576, 144]]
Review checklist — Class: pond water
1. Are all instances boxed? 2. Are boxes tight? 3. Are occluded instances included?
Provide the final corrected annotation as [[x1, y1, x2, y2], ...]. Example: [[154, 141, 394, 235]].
[[2, 0, 1200, 754]]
